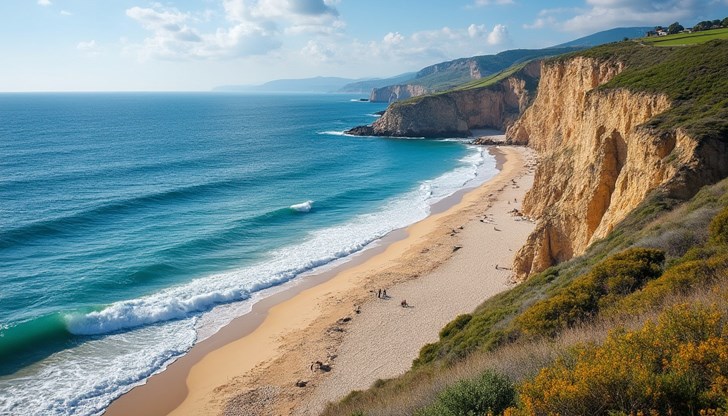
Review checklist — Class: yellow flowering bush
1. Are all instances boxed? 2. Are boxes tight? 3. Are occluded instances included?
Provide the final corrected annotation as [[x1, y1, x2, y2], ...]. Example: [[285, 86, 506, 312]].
[[518, 303, 728, 415]]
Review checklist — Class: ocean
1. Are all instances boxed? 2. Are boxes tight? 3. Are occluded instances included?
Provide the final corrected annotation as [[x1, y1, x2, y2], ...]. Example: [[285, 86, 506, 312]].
[[0, 93, 496, 415]]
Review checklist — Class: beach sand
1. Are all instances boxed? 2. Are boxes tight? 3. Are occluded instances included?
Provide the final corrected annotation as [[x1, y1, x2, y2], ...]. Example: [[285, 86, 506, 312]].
[[105, 145, 536, 416]]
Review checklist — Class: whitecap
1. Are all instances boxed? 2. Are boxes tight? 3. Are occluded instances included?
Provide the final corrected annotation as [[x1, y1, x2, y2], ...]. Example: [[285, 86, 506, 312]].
[[290, 200, 313, 212]]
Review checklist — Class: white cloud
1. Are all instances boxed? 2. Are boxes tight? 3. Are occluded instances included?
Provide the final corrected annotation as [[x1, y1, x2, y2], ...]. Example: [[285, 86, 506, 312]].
[[471, 0, 514, 7], [60, 10, 72, 16], [126, 1, 344, 61], [361, 23, 511, 69], [37, 0, 52, 6], [77, 40, 100, 56], [125, 4, 281, 60], [528, 0, 707, 33], [383, 31, 405, 45], [300, 40, 334, 61], [468, 23, 486, 38], [487, 24, 510, 45]]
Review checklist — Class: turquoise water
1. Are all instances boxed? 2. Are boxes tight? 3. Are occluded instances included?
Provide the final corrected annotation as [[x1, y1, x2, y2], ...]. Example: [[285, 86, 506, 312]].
[[0, 93, 495, 415]]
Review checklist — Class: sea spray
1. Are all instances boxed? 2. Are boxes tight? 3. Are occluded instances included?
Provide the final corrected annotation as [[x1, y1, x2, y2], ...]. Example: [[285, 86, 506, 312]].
[[290, 200, 314, 212]]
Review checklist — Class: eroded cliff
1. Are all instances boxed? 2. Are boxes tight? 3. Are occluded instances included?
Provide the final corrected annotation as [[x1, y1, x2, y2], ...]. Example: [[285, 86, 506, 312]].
[[510, 55, 728, 279], [349, 61, 540, 138]]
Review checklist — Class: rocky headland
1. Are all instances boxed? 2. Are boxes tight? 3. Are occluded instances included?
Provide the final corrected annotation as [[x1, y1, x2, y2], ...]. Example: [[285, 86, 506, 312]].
[[346, 61, 540, 138]]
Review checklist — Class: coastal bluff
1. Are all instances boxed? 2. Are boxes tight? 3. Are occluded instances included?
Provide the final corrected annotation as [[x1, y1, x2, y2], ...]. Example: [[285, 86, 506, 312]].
[[346, 61, 540, 138], [510, 54, 728, 279]]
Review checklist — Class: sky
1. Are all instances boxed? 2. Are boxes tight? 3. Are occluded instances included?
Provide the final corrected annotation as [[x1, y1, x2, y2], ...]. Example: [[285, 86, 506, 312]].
[[2, 0, 727, 91]]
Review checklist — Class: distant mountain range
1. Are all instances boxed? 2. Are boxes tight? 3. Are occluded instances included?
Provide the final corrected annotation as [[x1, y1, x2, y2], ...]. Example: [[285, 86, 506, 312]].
[[213, 26, 654, 95], [212, 77, 363, 93], [552, 26, 653, 48]]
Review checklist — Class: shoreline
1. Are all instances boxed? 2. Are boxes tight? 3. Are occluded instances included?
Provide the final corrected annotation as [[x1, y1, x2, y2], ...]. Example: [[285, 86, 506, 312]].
[[105, 146, 534, 416]]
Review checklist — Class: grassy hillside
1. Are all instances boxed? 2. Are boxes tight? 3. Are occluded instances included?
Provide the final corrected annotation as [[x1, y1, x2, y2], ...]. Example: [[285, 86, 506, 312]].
[[322, 39, 728, 416], [642, 27, 728, 46], [394, 61, 535, 107], [395, 47, 577, 93], [323, 176, 728, 416], [561, 39, 728, 143]]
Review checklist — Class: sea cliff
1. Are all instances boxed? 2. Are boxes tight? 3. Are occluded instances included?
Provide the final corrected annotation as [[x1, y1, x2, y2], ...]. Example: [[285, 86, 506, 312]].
[[347, 61, 540, 138], [510, 53, 728, 279]]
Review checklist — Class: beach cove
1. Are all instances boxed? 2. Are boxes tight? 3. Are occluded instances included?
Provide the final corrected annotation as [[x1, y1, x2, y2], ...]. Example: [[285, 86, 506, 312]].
[[106, 145, 536, 416]]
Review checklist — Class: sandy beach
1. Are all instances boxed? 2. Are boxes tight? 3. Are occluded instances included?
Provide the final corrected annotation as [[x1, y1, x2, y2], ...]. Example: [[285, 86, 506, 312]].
[[105, 145, 536, 416]]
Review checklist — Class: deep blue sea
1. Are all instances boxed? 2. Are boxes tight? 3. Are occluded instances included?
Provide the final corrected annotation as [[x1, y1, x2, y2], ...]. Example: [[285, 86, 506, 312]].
[[0, 93, 495, 415]]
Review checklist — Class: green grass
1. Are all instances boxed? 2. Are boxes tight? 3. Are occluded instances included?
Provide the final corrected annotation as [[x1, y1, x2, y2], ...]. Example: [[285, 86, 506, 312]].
[[321, 179, 728, 416], [394, 61, 536, 108], [405, 47, 578, 93], [641, 27, 728, 46], [453, 62, 528, 91], [323, 39, 728, 416], [570, 39, 728, 143]]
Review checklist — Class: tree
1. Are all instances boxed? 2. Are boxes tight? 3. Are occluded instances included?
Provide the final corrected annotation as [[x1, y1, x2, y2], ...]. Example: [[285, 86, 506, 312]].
[[712, 19, 721, 27], [722, 17, 728, 27], [668, 22, 684, 34], [693, 20, 712, 31]]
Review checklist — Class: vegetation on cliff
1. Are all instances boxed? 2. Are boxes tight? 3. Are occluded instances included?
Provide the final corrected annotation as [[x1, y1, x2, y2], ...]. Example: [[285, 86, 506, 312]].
[[323, 178, 728, 416], [370, 47, 578, 102], [563, 38, 728, 142], [327, 36, 728, 416]]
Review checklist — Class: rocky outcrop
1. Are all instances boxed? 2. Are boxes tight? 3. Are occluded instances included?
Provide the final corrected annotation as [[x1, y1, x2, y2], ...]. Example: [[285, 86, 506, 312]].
[[348, 61, 540, 138], [369, 84, 430, 103], [509, 56, 728, 279]]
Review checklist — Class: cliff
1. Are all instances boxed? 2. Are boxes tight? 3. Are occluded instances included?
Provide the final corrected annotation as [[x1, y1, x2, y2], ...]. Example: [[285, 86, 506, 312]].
[[369, 84, 429, 103], [349, 61, 540, 138], [510, 46, 728, 279], [369, 47, 580, 103]]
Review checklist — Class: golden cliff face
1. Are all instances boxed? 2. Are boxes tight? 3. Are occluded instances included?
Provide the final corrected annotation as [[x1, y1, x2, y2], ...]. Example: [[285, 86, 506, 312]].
[[508, 57, 698, 279]]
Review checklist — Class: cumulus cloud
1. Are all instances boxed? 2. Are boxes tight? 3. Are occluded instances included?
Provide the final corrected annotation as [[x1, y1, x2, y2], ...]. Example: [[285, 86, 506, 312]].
[[487, 24, 510, 45], [383, 31, 405, 45], [60, 10, 72, 16], [37, 0, 52, 6], [300, 40, 334, 61], [362, 23, 511, 68], [468, 23, 486, 38], [126, 0, 343, 60], [126, 3, 282, 60]]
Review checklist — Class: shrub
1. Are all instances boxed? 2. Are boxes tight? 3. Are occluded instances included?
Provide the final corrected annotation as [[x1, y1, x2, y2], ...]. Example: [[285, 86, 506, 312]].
[[416, 370, 515, 416], [517, 248, 665, 337], [615, 250, 728, 314], [709, 206, 728, 245], [518, 303, 728, 415], [440, 314, 473, 339]]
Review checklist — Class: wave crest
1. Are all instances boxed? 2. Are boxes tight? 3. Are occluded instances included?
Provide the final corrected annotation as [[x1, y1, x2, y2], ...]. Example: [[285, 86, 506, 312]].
[[290, 200, 313, 212]]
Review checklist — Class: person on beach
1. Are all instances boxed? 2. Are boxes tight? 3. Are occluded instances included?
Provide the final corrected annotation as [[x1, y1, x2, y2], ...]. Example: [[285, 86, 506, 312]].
[[377, 288, 382, 298], [401, 299, 408, 308], [383, 289, 387, 298]]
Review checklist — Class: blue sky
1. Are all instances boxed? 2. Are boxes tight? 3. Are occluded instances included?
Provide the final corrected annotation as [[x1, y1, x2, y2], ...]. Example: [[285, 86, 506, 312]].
[[2, 0, 727, 91]]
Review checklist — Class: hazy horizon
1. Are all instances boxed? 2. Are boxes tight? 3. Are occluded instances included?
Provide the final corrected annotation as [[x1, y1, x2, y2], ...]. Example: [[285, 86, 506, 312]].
[[2, 0, 727, 92]]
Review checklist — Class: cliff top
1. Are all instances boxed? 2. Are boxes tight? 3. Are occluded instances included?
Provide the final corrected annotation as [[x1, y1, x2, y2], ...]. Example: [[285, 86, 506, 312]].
[[561, 39, 728, 142]]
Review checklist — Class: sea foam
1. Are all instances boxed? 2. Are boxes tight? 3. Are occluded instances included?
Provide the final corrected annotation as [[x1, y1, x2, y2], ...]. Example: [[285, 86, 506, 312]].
[[289, 200, 313, 212], [0, 145, 495, 416]]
